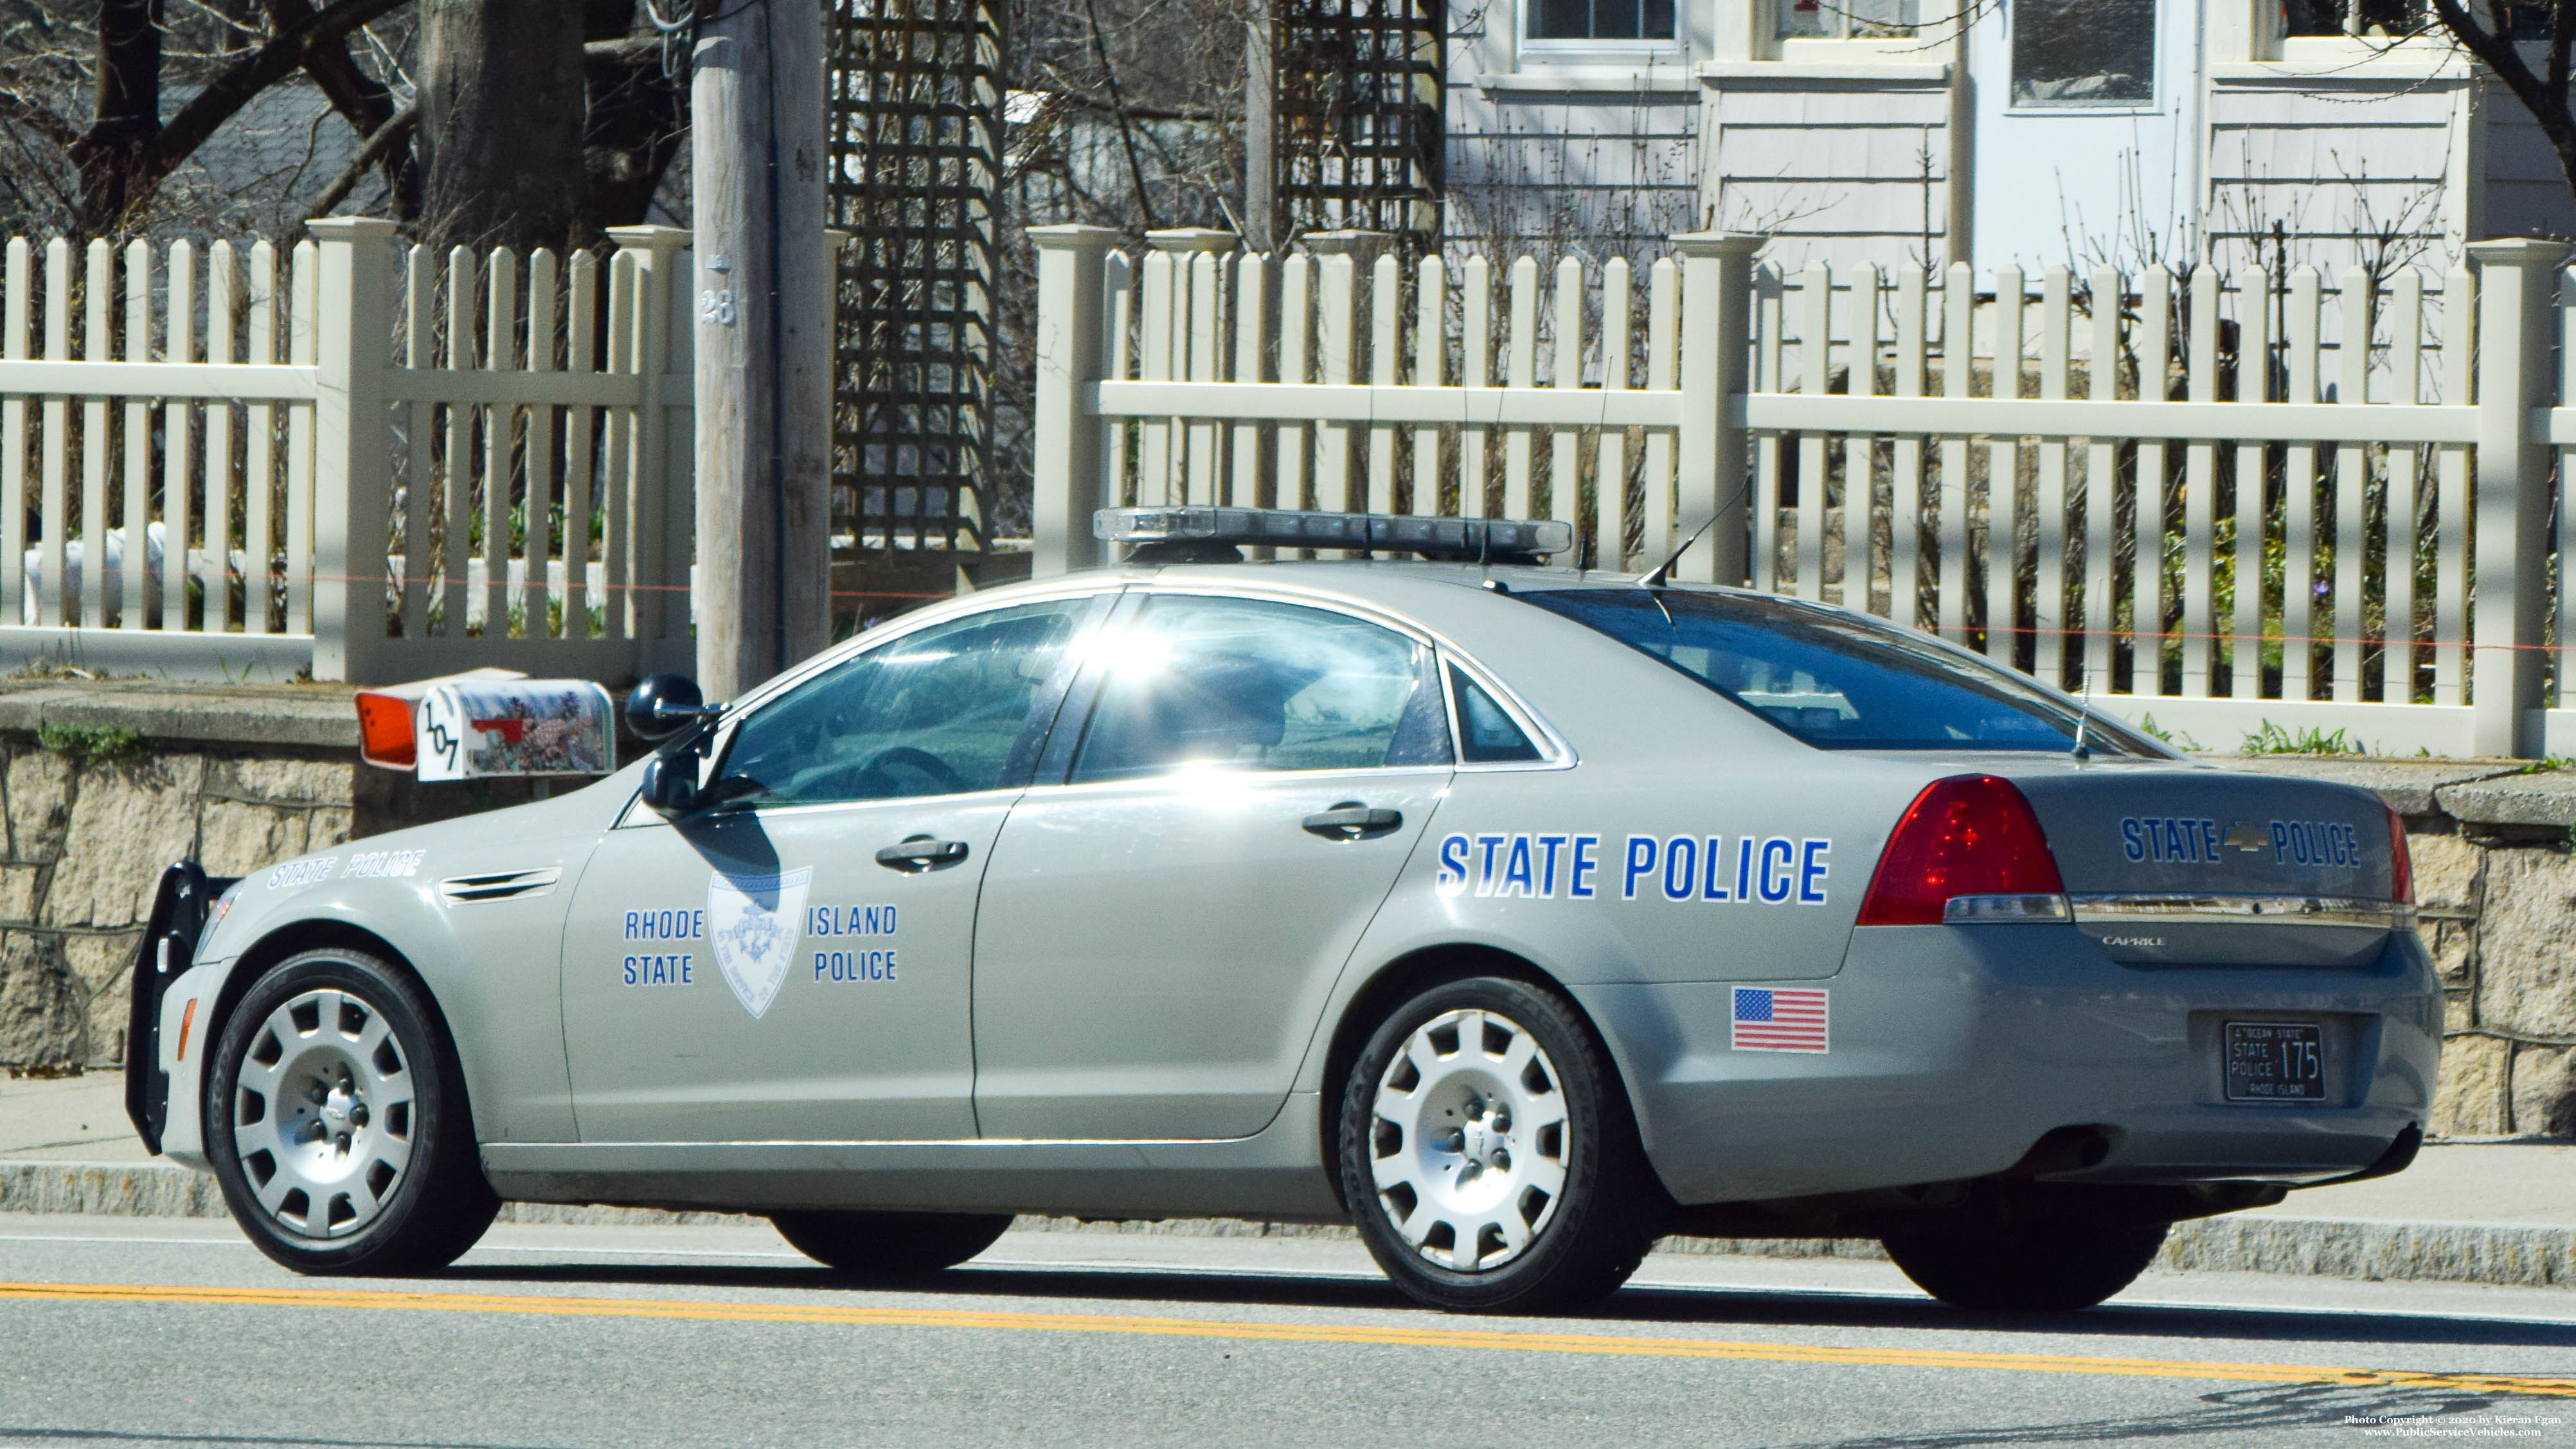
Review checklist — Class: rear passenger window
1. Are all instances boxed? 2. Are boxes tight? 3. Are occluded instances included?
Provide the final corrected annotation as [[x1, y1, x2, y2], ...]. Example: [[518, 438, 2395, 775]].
[[1070, 596, 1451, 782], [1524, 587, 2164, 754], [1451, 666, 1543, 763]]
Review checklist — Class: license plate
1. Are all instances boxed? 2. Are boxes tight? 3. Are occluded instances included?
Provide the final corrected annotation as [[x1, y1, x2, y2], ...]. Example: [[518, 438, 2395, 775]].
[[2224, 1022, 2326, 1103]]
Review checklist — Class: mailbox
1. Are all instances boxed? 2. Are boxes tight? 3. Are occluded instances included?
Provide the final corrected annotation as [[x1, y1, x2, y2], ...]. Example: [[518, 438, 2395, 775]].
[[356, 671, 616, 781]]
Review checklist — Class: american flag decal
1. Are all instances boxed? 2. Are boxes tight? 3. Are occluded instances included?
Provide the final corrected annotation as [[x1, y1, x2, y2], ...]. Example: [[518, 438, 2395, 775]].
[[1732, 986, 1829, 1053]]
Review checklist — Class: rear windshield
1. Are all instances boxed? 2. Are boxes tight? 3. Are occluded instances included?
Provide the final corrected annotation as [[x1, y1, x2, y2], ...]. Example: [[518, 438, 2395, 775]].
[[1525, 589, 2161, 755]]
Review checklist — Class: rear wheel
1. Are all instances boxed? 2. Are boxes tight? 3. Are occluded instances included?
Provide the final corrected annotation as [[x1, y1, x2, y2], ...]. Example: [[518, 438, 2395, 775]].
[[769, 1210, 1014, 1278], [205, 948, 499, 1276], [1883, 1211, 2169, 1312], [1338, 975, 1663, 1315]]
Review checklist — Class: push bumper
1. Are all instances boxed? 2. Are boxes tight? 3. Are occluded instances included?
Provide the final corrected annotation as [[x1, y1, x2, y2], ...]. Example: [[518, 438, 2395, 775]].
[[1575, 923, 2441, 1207], [122, 862, 235, 1155]]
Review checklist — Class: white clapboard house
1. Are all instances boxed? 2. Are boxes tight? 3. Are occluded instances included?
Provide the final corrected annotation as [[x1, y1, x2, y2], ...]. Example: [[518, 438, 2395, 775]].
[[1445, 0, 2576, 272]]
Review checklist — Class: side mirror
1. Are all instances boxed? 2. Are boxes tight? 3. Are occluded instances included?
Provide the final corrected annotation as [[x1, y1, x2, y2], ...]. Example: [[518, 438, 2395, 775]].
[[626, 674, 719, 741], [638, 754, 701, 816]]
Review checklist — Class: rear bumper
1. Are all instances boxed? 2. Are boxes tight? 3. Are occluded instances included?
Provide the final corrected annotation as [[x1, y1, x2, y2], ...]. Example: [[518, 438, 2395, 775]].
[[1575, 923, 2440, 1206]]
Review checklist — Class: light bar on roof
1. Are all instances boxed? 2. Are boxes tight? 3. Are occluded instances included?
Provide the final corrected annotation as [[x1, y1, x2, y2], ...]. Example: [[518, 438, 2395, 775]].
[[1095, 506, 1573, 559]]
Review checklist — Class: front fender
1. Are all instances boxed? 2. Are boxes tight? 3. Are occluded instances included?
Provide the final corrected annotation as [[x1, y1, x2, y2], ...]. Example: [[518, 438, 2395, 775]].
[[195, 778, 634, 1147]]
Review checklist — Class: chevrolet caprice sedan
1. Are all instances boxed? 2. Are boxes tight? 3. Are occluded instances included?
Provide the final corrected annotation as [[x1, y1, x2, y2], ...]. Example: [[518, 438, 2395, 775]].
[[127, 509, 2437, 1315]]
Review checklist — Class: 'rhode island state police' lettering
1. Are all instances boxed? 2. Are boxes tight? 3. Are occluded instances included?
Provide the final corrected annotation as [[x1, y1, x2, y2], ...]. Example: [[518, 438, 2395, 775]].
[[265, 857, 338, 891], [1436, 832, 1828, 905], [625, 907, 704, 941], [622, 954, 693, 986], [2120, 817, 2223, 864], [614, 888, 905, 997], [2120, 815, 2366, 869], [2273, 819, 2364, 867], [807, 903, 899, 936], [1436, 833, 1602, 899], [619, 907, 702, 987]]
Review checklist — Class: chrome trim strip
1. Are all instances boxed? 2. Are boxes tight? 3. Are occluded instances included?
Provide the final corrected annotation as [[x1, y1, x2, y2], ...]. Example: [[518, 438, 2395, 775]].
[[438, 867, 564, 904], [2068, 893, 2400, 929]]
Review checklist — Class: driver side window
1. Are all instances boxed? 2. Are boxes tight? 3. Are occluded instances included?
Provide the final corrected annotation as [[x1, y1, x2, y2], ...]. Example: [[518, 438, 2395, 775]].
[[713, 598, 1094, 808]]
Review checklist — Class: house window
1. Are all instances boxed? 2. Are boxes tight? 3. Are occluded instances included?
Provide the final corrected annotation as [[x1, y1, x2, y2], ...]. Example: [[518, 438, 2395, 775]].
[[1532, 0, 1675, 40], [1777, 0, 1917, 39], [2012, 0, 2153, 106], [2284, 0, 2426, 35]]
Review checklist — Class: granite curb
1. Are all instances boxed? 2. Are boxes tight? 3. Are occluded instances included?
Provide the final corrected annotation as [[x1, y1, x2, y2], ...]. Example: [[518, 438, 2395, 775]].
[[7, 1160, 2569, 1291]]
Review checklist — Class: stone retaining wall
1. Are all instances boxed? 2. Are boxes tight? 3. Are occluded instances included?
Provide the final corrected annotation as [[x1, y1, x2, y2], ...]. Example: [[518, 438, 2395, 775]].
[[0, 680, 544, 1069], [0, 683, 2566, 1142], [2228, 758, 2576, 1141], [0, 743, 353, 1067]]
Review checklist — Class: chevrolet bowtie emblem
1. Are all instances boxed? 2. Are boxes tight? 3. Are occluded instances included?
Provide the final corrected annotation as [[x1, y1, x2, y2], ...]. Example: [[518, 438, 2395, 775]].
[[2221, 822, 2269, 853]]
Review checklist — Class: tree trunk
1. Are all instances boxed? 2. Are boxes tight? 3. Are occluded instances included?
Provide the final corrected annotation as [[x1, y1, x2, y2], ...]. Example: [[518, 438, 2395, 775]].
[[416, 0, 585, 251], [70, 0, 165, 235], [582, 39, 689, 233]]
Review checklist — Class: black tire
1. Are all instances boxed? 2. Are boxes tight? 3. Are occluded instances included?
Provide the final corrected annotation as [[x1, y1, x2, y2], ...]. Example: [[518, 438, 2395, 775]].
[[204, 947, 499, 1276], [769, 1210, 1015, 1278], [1337, 975, 1664, 1315], [1883, 1213, 2169, 1312]]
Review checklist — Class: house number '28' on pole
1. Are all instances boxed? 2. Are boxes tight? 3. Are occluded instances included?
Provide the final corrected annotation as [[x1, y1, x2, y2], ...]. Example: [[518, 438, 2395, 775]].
[[701, 253, 737, 326]]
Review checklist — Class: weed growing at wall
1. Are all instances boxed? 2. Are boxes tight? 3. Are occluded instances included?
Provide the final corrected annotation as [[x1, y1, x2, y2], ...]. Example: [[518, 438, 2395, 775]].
[[35, 724, 145, 769], [2241, 720, 2366, 756]]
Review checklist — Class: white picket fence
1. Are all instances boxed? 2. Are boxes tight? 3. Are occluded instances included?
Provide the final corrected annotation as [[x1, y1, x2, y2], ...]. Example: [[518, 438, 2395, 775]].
[[0, 218, 699, 684], [1030, 226, 2576, 758]]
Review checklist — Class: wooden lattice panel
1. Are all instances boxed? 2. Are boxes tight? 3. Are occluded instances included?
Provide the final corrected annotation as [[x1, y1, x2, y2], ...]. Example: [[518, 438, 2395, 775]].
[[827, 0, 1005, 555], [1276, 0, 1445, 248]]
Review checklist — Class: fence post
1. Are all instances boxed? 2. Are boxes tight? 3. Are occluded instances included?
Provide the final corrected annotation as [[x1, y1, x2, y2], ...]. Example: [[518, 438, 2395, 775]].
[[306, 217, 396, 682], [2467, 238, 2567, 758], [1669, 231, 1766, 584], [1303, 231, 1388, 522], [607, 224, 691, 649], [1030, 225, 1118, 576]]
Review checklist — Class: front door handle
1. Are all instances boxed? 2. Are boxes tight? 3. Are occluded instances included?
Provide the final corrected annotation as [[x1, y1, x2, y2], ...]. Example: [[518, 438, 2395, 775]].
[[1303, 803, 1402, 840], [875, 835, 969, 872]]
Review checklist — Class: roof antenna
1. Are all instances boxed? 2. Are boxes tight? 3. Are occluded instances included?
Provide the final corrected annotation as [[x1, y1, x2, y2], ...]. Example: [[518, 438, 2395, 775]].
[[1641, 513, 1720, 590]]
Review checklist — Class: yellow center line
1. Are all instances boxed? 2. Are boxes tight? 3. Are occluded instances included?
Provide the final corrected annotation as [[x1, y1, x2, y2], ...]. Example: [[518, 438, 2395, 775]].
[[4, 1280, 2570, 1398]]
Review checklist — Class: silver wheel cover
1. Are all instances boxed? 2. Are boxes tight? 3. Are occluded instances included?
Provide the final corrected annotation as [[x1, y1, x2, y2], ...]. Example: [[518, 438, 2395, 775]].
[[229, 986, 416, 1240], [1368, 1006, 1571, 1272]]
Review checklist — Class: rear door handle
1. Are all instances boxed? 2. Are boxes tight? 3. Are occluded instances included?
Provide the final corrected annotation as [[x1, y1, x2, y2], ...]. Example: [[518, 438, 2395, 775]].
[[875, 836, 969, 872], [1303, 803, 1402, 840]]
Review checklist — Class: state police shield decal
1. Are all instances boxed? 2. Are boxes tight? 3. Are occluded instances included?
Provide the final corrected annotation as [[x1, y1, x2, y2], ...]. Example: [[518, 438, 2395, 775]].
[[707, 867, 811, 1019]]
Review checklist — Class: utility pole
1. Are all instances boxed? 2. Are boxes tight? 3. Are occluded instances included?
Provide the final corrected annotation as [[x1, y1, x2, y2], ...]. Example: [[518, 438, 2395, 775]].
[[692, 0, 831, 701], [1244, 6, 1276, 253]]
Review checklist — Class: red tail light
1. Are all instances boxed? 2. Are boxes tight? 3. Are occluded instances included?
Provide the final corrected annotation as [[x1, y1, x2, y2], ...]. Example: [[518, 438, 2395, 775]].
[[1856, 775, 2066, 926], [2386, 805, 2413, 904]]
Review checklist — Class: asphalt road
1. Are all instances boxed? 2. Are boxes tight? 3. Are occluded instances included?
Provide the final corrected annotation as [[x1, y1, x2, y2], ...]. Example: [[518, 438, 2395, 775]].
[[1, 1216, 2571, 1449]]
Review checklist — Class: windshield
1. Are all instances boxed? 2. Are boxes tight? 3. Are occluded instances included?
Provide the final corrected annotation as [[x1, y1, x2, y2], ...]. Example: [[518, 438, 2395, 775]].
[[1525, 589, 2162, 755]]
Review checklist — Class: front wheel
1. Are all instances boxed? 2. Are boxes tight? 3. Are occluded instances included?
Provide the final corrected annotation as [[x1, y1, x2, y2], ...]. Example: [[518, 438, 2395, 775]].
[[204, 948, 499, 1276], [769, 1211, 1015, 1278], [1338, 975, 1664, 1315], [1883, 1213, 2169, 1312]]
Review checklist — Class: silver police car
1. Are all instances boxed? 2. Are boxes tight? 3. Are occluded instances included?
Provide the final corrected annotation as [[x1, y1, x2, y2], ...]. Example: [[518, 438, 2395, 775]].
[[127, 508, 2437, 1315]]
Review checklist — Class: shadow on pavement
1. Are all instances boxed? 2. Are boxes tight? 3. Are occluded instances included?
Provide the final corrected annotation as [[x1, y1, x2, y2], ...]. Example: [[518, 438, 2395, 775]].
[[426, 1258, 2576, 1352]]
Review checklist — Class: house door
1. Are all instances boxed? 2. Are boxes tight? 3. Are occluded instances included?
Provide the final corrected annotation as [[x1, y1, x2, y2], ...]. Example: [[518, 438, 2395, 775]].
[[1967, 0, 2197, 271]]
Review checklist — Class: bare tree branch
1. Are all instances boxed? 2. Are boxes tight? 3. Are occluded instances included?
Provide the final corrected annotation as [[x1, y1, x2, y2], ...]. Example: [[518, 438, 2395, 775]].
[[309, 96, 415, 215], [141, 0, 415, 195], [0, 87, 79, 150], [2428, 0, 2576, 202]]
